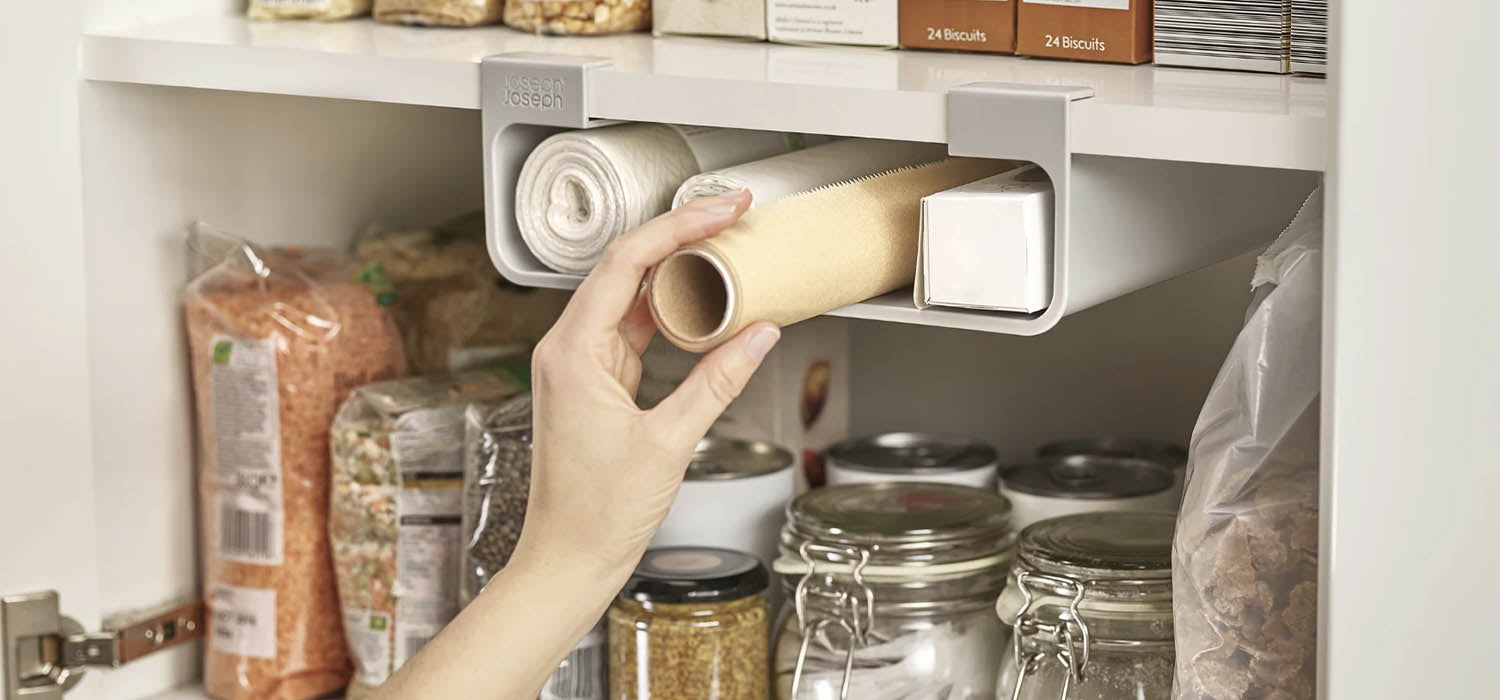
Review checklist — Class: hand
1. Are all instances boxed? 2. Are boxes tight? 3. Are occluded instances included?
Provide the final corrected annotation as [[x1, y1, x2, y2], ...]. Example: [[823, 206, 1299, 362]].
[[374, 189, 779, 700], [514, 187, 781, 581]]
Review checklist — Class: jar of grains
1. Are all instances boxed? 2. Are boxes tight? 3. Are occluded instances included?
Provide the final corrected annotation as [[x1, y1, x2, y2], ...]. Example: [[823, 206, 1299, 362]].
[[774, 482, 1016, 700], [995, 512, 1176, 700], [608, 547, 770, 700]]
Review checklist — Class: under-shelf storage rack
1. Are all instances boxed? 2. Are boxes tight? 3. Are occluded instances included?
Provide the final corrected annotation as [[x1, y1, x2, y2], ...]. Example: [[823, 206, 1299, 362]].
[[480, 52, 1318, 335]]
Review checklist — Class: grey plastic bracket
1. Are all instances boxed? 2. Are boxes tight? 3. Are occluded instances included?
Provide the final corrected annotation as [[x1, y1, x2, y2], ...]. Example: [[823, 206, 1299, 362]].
[[482, 53, 615, 289], [940, 82, 1094, 333]]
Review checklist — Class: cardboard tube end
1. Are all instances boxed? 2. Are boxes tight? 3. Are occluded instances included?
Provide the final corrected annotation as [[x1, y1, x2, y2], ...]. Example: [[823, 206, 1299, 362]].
[[650, 248, 735, 347]]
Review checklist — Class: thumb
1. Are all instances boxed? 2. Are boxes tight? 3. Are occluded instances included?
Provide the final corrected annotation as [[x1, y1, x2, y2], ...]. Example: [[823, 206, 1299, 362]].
[[648, 322, 781, 446]]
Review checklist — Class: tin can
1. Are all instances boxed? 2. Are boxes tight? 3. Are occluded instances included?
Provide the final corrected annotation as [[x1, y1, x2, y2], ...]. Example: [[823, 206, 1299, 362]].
[[1037, 437, 1189, 501], [999, 454, 1178, 531], [651, 437, 797, 566], [826, 432, 999, 488]]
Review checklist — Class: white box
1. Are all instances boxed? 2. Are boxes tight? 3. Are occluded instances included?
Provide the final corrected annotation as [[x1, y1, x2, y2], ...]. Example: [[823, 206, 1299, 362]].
[[915, 165, 1055, 313], [638, 316, 851, 491], [767, 0, 899, 47], [654, 0, 768, 40]]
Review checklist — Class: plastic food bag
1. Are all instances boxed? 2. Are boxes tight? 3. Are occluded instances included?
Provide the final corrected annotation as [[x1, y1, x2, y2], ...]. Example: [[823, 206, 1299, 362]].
[[184, 225, 406, 699], [374, 0, 502, 26], [460, 395, 535, 605], [1173, 188, 1322, 699], [249, 0, 372, 20], [353, 213, 570, 375], [330, 365, 529, 699], [461, 396, 608, 697], [503, 0, 651, 35]]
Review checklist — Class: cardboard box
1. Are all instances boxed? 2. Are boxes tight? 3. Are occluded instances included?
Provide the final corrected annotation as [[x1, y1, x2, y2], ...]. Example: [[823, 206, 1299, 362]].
[[900, 0, 1015, 54], [638, 316, 851, 490], [654, 0, 767, 40], [1016, 0, 1152, 64], [768, 0, 899, 47], [915, 165, 1054, 314]]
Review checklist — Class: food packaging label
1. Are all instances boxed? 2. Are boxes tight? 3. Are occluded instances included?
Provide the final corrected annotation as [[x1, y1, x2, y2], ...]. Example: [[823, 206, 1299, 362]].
[[768, 0, 900, 47], [210, 585, 277, 661], [899, 0, 1016, 53], [1017, 0, 1152, 63], [208, 335, 285, 566], [342, 608, 394, 687], [916, 165, 1054, 313]]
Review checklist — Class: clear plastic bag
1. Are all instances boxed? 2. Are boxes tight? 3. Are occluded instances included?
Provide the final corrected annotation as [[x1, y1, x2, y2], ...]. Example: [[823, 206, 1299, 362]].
[[249, 0, 372, 20], [329, 366, 529, 699], [184, 224, 406, 699], [374, 0, 503, 26], [353, 212, 570, 375], [1173, 188, 1323, 699], [503, 0, 651, 35], [460, 395, 535, 605]]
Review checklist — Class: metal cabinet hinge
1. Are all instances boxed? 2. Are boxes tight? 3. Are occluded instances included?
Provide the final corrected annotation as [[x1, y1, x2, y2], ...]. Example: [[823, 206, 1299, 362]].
[[2, 591, 203, 700]]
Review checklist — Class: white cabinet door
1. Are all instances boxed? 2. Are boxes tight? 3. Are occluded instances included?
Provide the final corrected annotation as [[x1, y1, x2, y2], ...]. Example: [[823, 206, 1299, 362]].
[[0, 2, 105, 699]]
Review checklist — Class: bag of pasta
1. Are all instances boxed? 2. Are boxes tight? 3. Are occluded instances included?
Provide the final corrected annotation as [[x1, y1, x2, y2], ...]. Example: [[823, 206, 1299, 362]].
[[353, 212, 570, 374], [185, 225, 406, 699], [375, 0, 502, 26], [249, 0, 372, 20]]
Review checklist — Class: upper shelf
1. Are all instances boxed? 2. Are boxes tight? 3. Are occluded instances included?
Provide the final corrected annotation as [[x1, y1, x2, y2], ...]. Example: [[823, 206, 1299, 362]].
[[82, 15, 1328, 171]]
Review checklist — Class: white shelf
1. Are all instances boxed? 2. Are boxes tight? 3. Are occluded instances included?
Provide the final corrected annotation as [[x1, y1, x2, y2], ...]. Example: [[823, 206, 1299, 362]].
[[83, 15, 1327, 170]]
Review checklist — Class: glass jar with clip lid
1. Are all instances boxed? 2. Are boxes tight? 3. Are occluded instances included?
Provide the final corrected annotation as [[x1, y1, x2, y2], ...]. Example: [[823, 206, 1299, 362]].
[[995, 511, 1176, 700], [772, 482, 1017, 700]]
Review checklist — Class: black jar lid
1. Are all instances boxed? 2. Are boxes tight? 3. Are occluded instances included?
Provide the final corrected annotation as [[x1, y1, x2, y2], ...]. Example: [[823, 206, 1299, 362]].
[[620, 547, 769, 605]]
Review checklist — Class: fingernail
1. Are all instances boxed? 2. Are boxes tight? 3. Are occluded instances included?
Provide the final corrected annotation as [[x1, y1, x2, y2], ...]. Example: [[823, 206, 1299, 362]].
[[701, 188, 751, 216], [743, 324, 780, 363]]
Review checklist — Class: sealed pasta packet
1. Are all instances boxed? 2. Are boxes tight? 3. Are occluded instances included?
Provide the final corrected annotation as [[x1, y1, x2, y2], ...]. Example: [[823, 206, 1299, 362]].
[[249, 0, 372, 21], [375, 0, 502, 26]]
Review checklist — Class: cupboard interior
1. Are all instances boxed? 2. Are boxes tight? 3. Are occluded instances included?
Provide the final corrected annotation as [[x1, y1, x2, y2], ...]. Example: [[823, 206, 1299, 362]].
[[82, 81, 1276, 697]]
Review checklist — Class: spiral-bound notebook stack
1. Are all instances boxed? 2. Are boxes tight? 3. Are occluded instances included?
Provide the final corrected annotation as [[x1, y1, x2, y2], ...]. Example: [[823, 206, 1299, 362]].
[[1291, 0, 1327, 75], [1154, 0, 1292, 74]]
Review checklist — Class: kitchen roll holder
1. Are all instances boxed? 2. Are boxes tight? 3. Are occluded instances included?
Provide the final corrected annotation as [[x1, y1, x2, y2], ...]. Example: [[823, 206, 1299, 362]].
[[481, 52, 1317, 338]]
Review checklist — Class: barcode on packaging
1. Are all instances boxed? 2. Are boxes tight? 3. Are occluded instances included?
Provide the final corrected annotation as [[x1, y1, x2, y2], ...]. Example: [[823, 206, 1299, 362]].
[[208, 335, 285, 565], [216, 499, 280, 563]]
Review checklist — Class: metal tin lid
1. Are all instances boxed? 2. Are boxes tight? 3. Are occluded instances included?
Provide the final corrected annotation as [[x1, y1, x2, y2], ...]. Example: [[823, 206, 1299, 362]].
[[782, 482, 1014, 569], [827, 432, 998, 475], [1037, 437, 1187, 469], [686, 437, 794, 481], [620, 547, 768, 604], [1001, 455, 1173, 500], [998, 512, 1175, 634], [1018, 512, 1174, 580]]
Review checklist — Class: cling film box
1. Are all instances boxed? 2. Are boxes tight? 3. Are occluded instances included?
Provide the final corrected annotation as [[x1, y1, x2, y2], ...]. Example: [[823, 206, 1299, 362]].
[[900, 0, 1016, 54]]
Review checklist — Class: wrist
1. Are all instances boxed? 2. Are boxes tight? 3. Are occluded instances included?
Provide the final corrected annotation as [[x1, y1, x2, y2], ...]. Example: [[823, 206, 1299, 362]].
[[500, 536, 638, 609]]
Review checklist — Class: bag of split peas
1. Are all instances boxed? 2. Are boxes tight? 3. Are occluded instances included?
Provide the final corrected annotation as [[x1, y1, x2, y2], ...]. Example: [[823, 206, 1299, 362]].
[[503, 0, 651, 35]]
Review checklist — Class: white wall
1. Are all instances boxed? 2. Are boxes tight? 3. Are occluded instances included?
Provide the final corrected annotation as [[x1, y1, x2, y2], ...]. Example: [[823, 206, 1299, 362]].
[[1324, 2, 1500, 698], [852, 253, 1256, 459], [0, 2, 103, 700]]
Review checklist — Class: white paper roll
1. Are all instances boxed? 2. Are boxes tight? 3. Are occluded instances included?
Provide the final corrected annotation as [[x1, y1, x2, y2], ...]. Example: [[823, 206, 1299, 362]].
[[516, 124, 800, 274], [672, 138, 948, 209]]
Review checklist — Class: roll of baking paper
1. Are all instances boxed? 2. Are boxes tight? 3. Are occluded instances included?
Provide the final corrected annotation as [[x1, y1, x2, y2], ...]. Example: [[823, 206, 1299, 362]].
[[515, 123, 801, 274], [648, 158, 1012, 353], [671, 138, 948, 209]]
